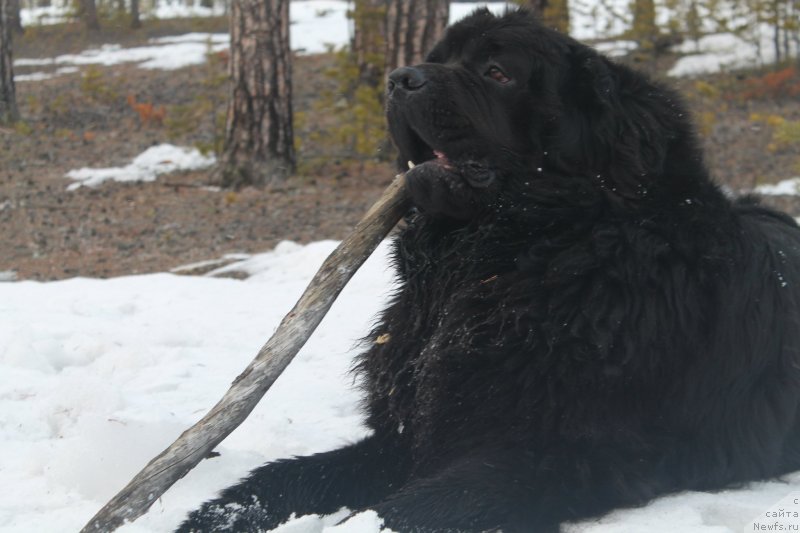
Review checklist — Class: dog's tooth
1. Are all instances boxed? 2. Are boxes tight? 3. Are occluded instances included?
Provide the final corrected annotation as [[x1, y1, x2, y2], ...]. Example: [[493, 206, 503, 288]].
[[408, 161, 415, 169]]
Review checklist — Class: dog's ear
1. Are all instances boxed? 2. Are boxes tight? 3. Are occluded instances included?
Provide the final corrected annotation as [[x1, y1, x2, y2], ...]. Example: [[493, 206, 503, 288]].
[[567, 46, 616, 109]]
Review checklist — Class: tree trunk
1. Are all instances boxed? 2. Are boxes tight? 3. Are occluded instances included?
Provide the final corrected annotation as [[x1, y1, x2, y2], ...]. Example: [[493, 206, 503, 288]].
[[349, 0, 447, 162], [517, 0, 548, 18], [130, 0, 141, 28], [8, 0, 21, 34], [79, 0, 101, 31], [543, 0, 569, 33], [216, 0, 294, 188], [686, 0, 701, 46], [384, 0, 449, 75], [352, 0, 386, 86], [0, 0, 19, 125], [771, 0, 781, 64], [631, 0, 657, 51]]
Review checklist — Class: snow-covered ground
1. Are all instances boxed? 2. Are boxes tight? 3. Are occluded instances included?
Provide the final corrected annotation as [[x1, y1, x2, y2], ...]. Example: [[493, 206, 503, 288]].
[[14, 33, 230, 78], [2, 239, 800, 533], [17, 0, 798, 82], [0, 240, 383, 532], [13, 2, 512, 80], [65, 144, 216, 190], [754, 177, 800, 197], [18, 0, 606, 38], [668, 24, 800, 77]]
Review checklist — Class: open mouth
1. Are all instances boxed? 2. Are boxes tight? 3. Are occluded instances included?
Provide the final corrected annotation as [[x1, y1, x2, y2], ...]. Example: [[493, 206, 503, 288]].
[[403, 126, 453, 170], [399, 124, 496, 189]]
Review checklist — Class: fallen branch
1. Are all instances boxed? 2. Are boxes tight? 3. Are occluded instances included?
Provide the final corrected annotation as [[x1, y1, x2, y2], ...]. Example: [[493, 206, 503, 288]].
[[81, 173, 409, 532]]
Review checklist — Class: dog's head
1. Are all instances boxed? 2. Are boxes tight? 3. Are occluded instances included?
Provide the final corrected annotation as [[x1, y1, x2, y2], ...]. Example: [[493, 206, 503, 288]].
[[386, 8, 704, 199]]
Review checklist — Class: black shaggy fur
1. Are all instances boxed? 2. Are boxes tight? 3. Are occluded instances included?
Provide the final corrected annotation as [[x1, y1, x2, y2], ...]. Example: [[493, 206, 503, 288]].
[[179, 9, 800, 532]]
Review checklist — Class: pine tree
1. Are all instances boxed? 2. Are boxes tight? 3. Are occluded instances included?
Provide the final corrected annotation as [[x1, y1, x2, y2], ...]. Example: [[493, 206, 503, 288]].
[[351, 0, 386, 86], [513, 0, 569, 32], [631, 0, 658, 50], [384, 0, 449, 75], [0, 0, 18, 125], [78, 0, 101, 31], [131, 0, 141, 29], [8, 0, 21, 34], [323, 0, 449, 162], [216, 0, 295, 187], [544, 0, 570, 33]]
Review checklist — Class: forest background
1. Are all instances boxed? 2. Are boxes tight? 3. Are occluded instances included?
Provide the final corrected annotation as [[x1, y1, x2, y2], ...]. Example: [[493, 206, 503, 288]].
[[0, 0, 798, 281]]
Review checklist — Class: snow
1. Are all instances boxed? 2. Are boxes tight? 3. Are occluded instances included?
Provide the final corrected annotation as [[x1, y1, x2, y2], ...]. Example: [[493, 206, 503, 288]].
[[18, 0, 227, 25], [449, 2, 511, 23], [14, 66, 79, 82], [17, 1, 515, 30], [288, 0, 357, 54], [2, 238, 800, 532], [64, 144, 216, 190], [285, 0, 515, 54], [755, 177, 800, 197], [0, 240, 386, 532], [14, 36, 229, 77], [18, 4, 70, 26], [570, 0, 629, 40], [668, 25, 799, 77], [592, 40, 638, 58], [150, 0, 227, 20], [16, 0, 796, 82], [13, 3, 510, 81]]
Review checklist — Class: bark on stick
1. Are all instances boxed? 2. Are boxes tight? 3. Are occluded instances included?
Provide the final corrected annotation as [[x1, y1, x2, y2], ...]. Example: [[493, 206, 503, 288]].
[[81, 174, 409, 532]]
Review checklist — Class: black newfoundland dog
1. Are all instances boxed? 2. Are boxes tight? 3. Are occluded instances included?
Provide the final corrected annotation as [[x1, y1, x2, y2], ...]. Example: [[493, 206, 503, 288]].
[[180, 8, 800, 532]]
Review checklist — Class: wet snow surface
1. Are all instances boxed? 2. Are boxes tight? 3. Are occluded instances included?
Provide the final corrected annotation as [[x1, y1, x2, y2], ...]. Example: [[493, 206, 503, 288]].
[[2, 240, 800, 532]]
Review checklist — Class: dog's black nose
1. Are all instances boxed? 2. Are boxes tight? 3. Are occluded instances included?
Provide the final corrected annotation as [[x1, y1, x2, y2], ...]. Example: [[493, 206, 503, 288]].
[[387, 67, 427, 94]]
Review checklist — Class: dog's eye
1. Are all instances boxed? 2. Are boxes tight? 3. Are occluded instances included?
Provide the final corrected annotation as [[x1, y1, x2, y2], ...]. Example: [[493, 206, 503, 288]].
[[485, 66, 510, 84]]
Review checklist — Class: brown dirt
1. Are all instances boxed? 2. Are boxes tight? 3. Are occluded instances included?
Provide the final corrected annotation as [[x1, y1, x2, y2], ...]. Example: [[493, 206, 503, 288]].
[[2, 20, 799, 281], [4, 19, 395, 280]]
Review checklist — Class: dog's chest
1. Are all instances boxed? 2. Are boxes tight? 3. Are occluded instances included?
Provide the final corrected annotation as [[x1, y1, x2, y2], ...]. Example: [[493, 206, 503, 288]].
[[385, 219, 547, 437]]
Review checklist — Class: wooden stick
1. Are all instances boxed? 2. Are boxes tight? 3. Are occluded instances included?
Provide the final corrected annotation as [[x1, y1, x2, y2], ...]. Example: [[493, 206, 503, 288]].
[[81, 174, 409, 532]]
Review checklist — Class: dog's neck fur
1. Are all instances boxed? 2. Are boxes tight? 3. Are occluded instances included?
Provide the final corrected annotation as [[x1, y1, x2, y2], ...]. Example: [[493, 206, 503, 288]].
[[547, 55, 721, 208]]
